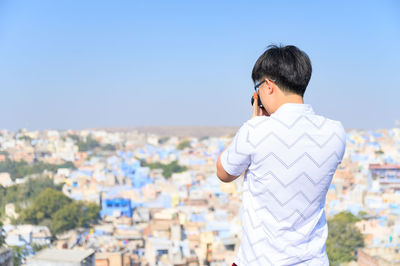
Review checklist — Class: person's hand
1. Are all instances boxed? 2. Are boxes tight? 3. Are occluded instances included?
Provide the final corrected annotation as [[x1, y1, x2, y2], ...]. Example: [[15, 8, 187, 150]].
[[252, 92, 269, 119]]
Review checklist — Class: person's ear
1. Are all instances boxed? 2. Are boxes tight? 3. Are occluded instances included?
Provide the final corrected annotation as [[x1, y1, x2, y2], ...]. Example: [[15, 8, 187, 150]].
[[265, 79, 274, 95]]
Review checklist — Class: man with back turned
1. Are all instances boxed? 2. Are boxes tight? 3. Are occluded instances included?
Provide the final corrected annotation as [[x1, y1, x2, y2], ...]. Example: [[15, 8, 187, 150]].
[[216, 44, 346, 265]]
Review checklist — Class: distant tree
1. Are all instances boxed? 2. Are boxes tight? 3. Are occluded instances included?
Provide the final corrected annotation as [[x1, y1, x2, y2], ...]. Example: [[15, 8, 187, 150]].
[[162, 160, 187, 178], [0, 159, 74, 181], [101, 144, 116, 151], [0, 177, 62, 219], [177, 139, 191, 150], [0, 150, 9, 157], [21, 176, 62, 200], [11, 246, 27, 266], [0, 221, 5, 247], [326, 211, 364, 265], [18, 188, 100, 235], [51, 202, 81, 234], [141, 160, 187, 178], [84, 202, 101, 223], [20, 188, 72, 224], [68, 134, 80, 142], [357, 210, 369, 220], [158, 137, 170, 145], [77, 135, 101, 152], [51, 201, 100, 234], [18, 135, 32, 142], [0, 159, 31, 180], [31, 242, 47, 252], [2, 177, 100, 237], [199, 136, 209, 141]]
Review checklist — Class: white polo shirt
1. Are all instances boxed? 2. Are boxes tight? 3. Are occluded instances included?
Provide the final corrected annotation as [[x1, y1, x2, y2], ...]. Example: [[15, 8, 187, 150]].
[[220, 103, 346, 266]]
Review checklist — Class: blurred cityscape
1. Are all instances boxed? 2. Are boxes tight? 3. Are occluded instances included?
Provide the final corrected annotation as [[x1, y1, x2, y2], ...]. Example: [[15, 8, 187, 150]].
[[0, 126, 400, 265]]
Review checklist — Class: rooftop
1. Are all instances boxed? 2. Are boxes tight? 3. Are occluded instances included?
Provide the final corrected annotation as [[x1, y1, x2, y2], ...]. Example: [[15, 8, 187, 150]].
[[29, 248, 94, 262], [369, 163, 400, 170]]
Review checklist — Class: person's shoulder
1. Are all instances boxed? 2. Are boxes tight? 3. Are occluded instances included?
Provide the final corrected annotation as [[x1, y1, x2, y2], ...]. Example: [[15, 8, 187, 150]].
[[243, 116, 272, 129], [324, 117, 345, 132], [318, 116, 347, 160], [318, 115, 346, 140]]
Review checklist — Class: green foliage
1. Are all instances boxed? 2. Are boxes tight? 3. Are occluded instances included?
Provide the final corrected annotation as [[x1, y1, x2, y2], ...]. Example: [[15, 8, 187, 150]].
[[0, 150, 9, 157], [31, 242, 48, 252], [101, 144, 116, 151], [162, 160, 187, 178], [0, 177, 62, 218], [18, 135, 32, 142], [141, 160, 187, 178], [17, 187, 100, 235], [21, 176, 63, 200], [326, 211, 364, 266], [51, 202, 100, 234], [0, 221, 5, 247], [20, 188, 72, 224], [199, 136, 209, 141], [77, 135, 100, 152], [68, 134, 80, 142], [1, 177, 97, 237], [0, 159, 75, 181], [0, 159, 31, 181], [357, 210, 369, 220], [177, 139, 191, 150], [11, 245, 28, 266], [158, 137, 170, 145]]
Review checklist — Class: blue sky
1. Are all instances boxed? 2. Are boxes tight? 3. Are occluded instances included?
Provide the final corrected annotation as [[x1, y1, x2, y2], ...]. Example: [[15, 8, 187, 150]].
[[0, 0, 399, 131]]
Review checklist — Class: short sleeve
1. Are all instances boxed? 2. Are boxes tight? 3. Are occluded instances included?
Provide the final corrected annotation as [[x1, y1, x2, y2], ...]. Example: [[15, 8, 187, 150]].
[[220, 122, 253, 177]]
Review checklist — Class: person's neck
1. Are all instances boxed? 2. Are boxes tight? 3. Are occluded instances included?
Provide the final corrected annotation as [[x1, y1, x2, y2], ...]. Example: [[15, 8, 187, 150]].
[[274, 94, 304, 111]]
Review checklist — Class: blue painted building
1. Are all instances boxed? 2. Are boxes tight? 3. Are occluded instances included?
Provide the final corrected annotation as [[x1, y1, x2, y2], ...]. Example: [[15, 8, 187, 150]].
[[369, 163, 400, 192], [100, 198, 132, 218]]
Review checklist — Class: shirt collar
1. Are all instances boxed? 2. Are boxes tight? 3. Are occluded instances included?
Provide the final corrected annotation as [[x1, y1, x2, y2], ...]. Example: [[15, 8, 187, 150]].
[[272, 103, 315, 116]]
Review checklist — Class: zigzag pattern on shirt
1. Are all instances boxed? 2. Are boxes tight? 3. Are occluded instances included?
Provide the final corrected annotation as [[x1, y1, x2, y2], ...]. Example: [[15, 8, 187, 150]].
[[250, 170, 327, 187], [227, 114, 343, 265], [248, 185, 316, 205], [252, 151, 341, 168], [241, 200, 327, 239], [241, 207, 308, 239], [240, 226, 274, 266], [247, 131, 345, 149], [247, 115, 328, 130], [272, 115, 328, 130], [243, 194, 309, 222], [241, 187, 325, 225], [240, 220, 317, 266], [222, 129, 251, 167], [244, 216, 324, 260]]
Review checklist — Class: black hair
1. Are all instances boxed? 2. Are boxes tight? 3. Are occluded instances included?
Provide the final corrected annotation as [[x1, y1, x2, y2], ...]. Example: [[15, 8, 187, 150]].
[[251, 44, 312, 97]]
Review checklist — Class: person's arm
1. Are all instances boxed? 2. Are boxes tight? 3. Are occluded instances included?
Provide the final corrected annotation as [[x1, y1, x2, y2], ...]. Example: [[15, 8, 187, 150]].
[[216, 123, 253, 183], [216, 92, 265, 182], [216, 144, 240, 183]]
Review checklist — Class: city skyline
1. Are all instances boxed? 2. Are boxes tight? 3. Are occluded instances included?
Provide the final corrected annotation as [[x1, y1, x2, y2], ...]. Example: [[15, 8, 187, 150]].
[[1, 0, 399, 131]]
